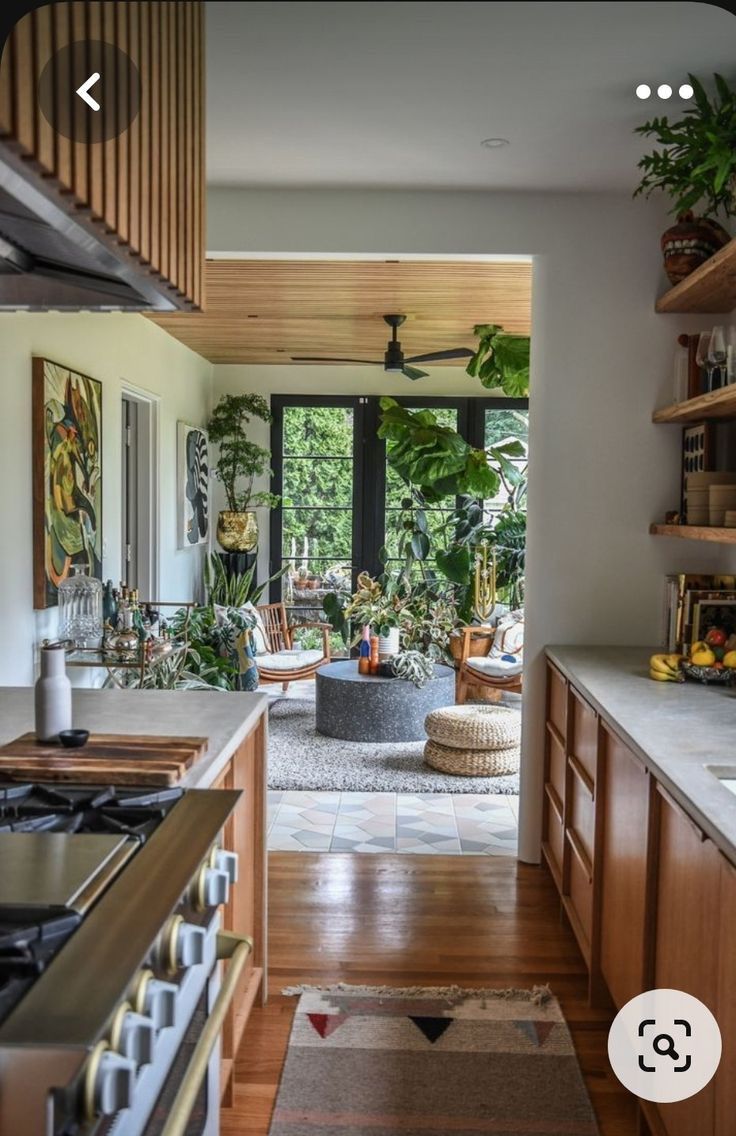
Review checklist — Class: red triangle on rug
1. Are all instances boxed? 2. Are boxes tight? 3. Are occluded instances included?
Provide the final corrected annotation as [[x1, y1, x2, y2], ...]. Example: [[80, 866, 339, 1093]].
[[513, 1019, 557, 1047], [409, 1016, 453, 1043], [306, 1013, 347, 1038]]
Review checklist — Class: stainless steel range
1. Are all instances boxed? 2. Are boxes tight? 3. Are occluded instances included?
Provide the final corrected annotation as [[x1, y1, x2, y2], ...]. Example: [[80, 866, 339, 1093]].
[[0, 782, 248, 1136]]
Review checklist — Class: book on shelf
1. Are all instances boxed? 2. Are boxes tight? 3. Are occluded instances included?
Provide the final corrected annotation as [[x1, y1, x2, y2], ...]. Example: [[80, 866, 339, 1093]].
[[662, 574, 736, 651]]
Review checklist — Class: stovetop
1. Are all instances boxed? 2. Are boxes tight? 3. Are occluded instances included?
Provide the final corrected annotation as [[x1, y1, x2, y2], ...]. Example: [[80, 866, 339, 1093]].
[[0, 782, 184, 1030], [0, 782, 184, 840]]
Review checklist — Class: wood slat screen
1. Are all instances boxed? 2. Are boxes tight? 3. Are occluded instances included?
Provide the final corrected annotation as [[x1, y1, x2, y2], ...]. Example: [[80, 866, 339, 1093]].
[[0, 1, 204, 309]]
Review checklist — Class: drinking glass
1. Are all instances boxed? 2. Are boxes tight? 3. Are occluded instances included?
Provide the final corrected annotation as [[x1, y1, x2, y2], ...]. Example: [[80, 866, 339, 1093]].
[[696, 331, 711, 393], [708, 326, 727, 392]]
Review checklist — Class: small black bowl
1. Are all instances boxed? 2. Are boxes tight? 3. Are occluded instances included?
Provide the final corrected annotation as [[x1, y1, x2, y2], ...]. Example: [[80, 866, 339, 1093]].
[[58, 728, 90, 749]]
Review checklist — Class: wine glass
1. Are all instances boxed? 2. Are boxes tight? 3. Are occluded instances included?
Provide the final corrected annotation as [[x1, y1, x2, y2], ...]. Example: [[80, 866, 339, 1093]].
[[708, 326, 727, 392], [696, 331, 711, 393]]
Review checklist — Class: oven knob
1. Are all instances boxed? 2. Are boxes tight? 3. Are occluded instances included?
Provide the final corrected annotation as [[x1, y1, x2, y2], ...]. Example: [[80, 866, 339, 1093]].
[[111, 1003, 155, 1068], [133, 970, 177, 1031], [83, 1042, 136, 1120], [212, 848, 238, 884], [193, 864, 230, 910], [159, 915, 206, 973]]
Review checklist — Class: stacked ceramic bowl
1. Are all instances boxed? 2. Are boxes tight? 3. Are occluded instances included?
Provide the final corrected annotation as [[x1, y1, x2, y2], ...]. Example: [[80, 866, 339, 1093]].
[[685, 472, 736, 526]]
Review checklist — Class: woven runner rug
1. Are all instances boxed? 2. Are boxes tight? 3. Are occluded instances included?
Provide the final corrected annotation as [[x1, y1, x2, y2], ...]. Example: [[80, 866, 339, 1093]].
[[268, 984, 599, 1136]]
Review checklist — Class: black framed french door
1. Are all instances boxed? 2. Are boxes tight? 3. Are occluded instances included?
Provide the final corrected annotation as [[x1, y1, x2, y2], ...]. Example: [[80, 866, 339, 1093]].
[[269, 394, 529, 606]]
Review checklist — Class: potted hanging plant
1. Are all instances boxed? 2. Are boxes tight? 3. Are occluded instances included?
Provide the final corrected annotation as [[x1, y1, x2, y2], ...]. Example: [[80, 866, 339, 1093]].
[[207, 394, 280, 552], [634, 74, 735, 284]]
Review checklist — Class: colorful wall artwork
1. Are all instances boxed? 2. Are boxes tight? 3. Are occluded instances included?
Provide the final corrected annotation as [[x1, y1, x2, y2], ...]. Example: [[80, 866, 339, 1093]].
[[32, 358, 103, 609]]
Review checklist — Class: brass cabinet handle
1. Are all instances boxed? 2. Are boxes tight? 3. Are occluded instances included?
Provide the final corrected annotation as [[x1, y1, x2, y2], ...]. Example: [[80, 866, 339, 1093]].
[[159, 930, 253, 1136]]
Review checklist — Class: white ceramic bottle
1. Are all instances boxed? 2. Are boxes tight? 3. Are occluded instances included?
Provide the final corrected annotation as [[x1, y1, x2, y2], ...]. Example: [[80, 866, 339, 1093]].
[[35, 643, 72, 742]]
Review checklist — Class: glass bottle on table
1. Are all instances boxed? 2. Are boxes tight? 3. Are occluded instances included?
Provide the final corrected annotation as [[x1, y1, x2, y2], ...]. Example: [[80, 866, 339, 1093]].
[[358, 625, 371, 675]]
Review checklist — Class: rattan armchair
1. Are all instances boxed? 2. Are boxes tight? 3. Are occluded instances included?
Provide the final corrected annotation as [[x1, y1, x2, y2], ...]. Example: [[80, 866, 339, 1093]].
[[455, 624, 523, 704], [254, 602, 331, 690]]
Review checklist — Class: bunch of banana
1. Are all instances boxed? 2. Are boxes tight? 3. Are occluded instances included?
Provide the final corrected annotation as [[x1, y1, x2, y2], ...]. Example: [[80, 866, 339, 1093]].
[[649, 653, 684, 682]]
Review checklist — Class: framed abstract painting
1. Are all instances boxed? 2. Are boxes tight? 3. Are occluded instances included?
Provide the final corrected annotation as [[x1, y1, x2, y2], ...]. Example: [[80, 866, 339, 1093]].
[[32, 358, 103, 609], [177, 421, 209, 548]]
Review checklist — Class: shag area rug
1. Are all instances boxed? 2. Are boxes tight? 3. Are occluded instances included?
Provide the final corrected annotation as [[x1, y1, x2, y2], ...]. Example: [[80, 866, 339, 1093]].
[[269, 984, 599, 1136], [268, 699, 520, 795]]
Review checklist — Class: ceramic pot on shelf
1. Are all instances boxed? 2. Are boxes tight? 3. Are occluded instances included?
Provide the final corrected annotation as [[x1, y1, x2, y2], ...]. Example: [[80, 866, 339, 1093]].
[[661, 211, 731, 285], [377, 626, 400, 661], [216, 510, 258, 552]]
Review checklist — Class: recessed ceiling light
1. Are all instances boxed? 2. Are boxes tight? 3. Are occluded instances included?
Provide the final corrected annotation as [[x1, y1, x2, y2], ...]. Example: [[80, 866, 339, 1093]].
[[679, 82, 694, 99], [635, 83, 651, 100], [480, 137, 510, 149], [657, 83, 673, 99]]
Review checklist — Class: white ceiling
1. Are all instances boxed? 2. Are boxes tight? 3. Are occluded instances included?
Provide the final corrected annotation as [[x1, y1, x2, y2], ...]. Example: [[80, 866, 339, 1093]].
[[205, 1, 736, 192]]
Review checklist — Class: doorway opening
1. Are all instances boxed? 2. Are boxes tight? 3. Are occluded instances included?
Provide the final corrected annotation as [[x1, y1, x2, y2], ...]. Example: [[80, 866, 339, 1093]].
[[121, 387, 159, 599]]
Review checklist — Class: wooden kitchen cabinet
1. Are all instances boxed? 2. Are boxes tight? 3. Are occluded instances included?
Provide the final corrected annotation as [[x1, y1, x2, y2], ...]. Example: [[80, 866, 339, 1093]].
[[599, 725, 651, 1009], [213, 713, 267, 1103], [542, 663, 568, 890], [715, 854, 736, 1136], [653, 787, 721, 1136]]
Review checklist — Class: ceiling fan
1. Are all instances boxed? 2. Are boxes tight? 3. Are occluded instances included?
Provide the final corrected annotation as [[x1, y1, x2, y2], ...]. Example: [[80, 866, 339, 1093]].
[[291, 314, 474, 381]]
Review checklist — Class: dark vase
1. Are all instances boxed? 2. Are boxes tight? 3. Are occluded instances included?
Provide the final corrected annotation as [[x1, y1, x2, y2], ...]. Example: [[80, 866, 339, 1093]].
[[661, 211, 731, 285]]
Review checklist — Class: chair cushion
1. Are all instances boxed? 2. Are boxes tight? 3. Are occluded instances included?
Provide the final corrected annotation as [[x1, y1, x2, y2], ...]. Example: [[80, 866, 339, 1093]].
[[466, 654, 523, 678], [218, 601, 270, 654], [487, 610, 524, 661], [256, 648, 324, 673]]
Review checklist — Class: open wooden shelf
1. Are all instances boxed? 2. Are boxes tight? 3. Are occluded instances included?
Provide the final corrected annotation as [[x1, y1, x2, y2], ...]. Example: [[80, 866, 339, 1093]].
[[650, 523, 736, 544], [656, 238, 736, 313], [653, 383, 736, 424]]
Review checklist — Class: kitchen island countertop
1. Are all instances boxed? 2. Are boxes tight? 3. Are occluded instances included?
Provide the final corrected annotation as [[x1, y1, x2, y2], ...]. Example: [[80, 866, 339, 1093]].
[[547, 645, 736, 863], [0, 687, 269, 789]]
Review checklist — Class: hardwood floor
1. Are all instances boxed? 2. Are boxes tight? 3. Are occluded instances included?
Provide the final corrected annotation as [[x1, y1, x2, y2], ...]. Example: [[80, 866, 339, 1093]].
[[222, 852, 639, 1135]]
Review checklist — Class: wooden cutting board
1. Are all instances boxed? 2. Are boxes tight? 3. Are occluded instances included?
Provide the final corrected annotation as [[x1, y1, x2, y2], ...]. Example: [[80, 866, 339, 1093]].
[[0, 733, 208, 787]]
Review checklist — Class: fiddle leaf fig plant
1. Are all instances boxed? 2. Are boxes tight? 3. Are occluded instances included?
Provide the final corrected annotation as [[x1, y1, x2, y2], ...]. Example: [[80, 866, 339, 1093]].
[[634, 73, 736, 217], [378, 398, 499, 502], [465, 324, 530, 397], [207, 394, 280, 513]]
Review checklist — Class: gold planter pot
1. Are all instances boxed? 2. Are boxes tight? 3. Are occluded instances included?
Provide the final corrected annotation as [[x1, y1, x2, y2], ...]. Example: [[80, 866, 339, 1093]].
[[216, 510, 259, 552]]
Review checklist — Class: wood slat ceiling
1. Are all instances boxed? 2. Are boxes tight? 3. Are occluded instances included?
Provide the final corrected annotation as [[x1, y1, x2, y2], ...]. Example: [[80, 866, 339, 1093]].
[[147, 259, 532, 364]]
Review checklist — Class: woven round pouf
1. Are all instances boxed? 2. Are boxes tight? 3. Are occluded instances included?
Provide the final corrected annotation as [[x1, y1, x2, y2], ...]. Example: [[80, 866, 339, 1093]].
[[423, 704, 521, 776], [424, 737, 519, 777], [425, 704, 521, 750]]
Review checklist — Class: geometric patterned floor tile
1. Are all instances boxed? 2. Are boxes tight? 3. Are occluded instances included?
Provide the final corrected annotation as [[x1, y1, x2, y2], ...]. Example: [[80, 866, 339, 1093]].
[[267, 789, 518, 856]]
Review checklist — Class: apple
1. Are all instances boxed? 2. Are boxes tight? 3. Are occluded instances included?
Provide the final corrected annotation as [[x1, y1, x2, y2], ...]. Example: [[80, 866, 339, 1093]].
[[705, 628, 728, 647]]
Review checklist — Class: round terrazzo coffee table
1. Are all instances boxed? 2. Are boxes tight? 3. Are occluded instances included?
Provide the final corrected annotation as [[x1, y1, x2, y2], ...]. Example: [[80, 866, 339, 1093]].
[[315, 660, 456, 743]]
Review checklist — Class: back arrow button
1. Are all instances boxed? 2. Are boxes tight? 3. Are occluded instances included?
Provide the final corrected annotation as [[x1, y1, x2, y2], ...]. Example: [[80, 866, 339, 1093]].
[[76, 72, 101, 112]]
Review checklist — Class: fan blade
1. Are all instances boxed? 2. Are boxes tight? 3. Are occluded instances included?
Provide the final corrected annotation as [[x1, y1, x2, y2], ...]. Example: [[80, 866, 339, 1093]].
[[402, 365, 428, 381], [405, 347, 475, 363], [290, 356, 381, 364]]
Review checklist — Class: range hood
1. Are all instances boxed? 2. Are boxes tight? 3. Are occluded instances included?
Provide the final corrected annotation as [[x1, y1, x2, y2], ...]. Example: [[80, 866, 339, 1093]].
[[0, 149, 180, 312]]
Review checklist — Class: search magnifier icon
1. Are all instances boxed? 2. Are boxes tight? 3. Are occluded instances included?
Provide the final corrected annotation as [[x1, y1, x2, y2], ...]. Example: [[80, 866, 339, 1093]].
[[653, 1033, 680, 1061]]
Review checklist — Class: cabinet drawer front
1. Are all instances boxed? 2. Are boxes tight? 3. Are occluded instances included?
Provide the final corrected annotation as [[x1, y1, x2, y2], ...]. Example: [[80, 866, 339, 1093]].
[[547, 663, 567, 738], [543, 788, 564, 884], [545, 724, 566, 802], [566, 829, 593, 953], [568, 763, 595, 866], [570, 690, 598, 783]]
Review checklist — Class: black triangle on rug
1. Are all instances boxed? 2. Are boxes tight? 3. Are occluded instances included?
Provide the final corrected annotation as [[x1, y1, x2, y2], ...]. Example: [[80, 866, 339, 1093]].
[[408, 1015, 454, 1043]]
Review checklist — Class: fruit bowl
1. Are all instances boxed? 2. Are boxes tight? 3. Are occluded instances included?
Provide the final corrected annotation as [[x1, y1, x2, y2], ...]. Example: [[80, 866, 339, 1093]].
[[681, 661, 736, 686]]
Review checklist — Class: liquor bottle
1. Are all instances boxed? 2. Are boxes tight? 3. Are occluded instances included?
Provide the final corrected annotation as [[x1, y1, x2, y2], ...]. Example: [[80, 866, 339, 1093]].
[[358, 625, 371, 674]]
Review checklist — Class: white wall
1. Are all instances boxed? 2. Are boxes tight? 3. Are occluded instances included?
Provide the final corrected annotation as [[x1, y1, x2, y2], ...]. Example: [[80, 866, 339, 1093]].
[[0, 312, 213, 687], [208, 186, 734, 861]]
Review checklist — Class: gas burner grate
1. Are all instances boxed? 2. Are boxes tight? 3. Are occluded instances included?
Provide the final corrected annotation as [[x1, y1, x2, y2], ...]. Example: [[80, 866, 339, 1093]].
[[0, 911, 81, 1028], [0, 784, 184, 843]]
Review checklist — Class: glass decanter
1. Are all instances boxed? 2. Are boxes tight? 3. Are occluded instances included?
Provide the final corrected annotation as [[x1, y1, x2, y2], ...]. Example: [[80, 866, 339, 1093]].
[[58, 564, 103, 648]]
